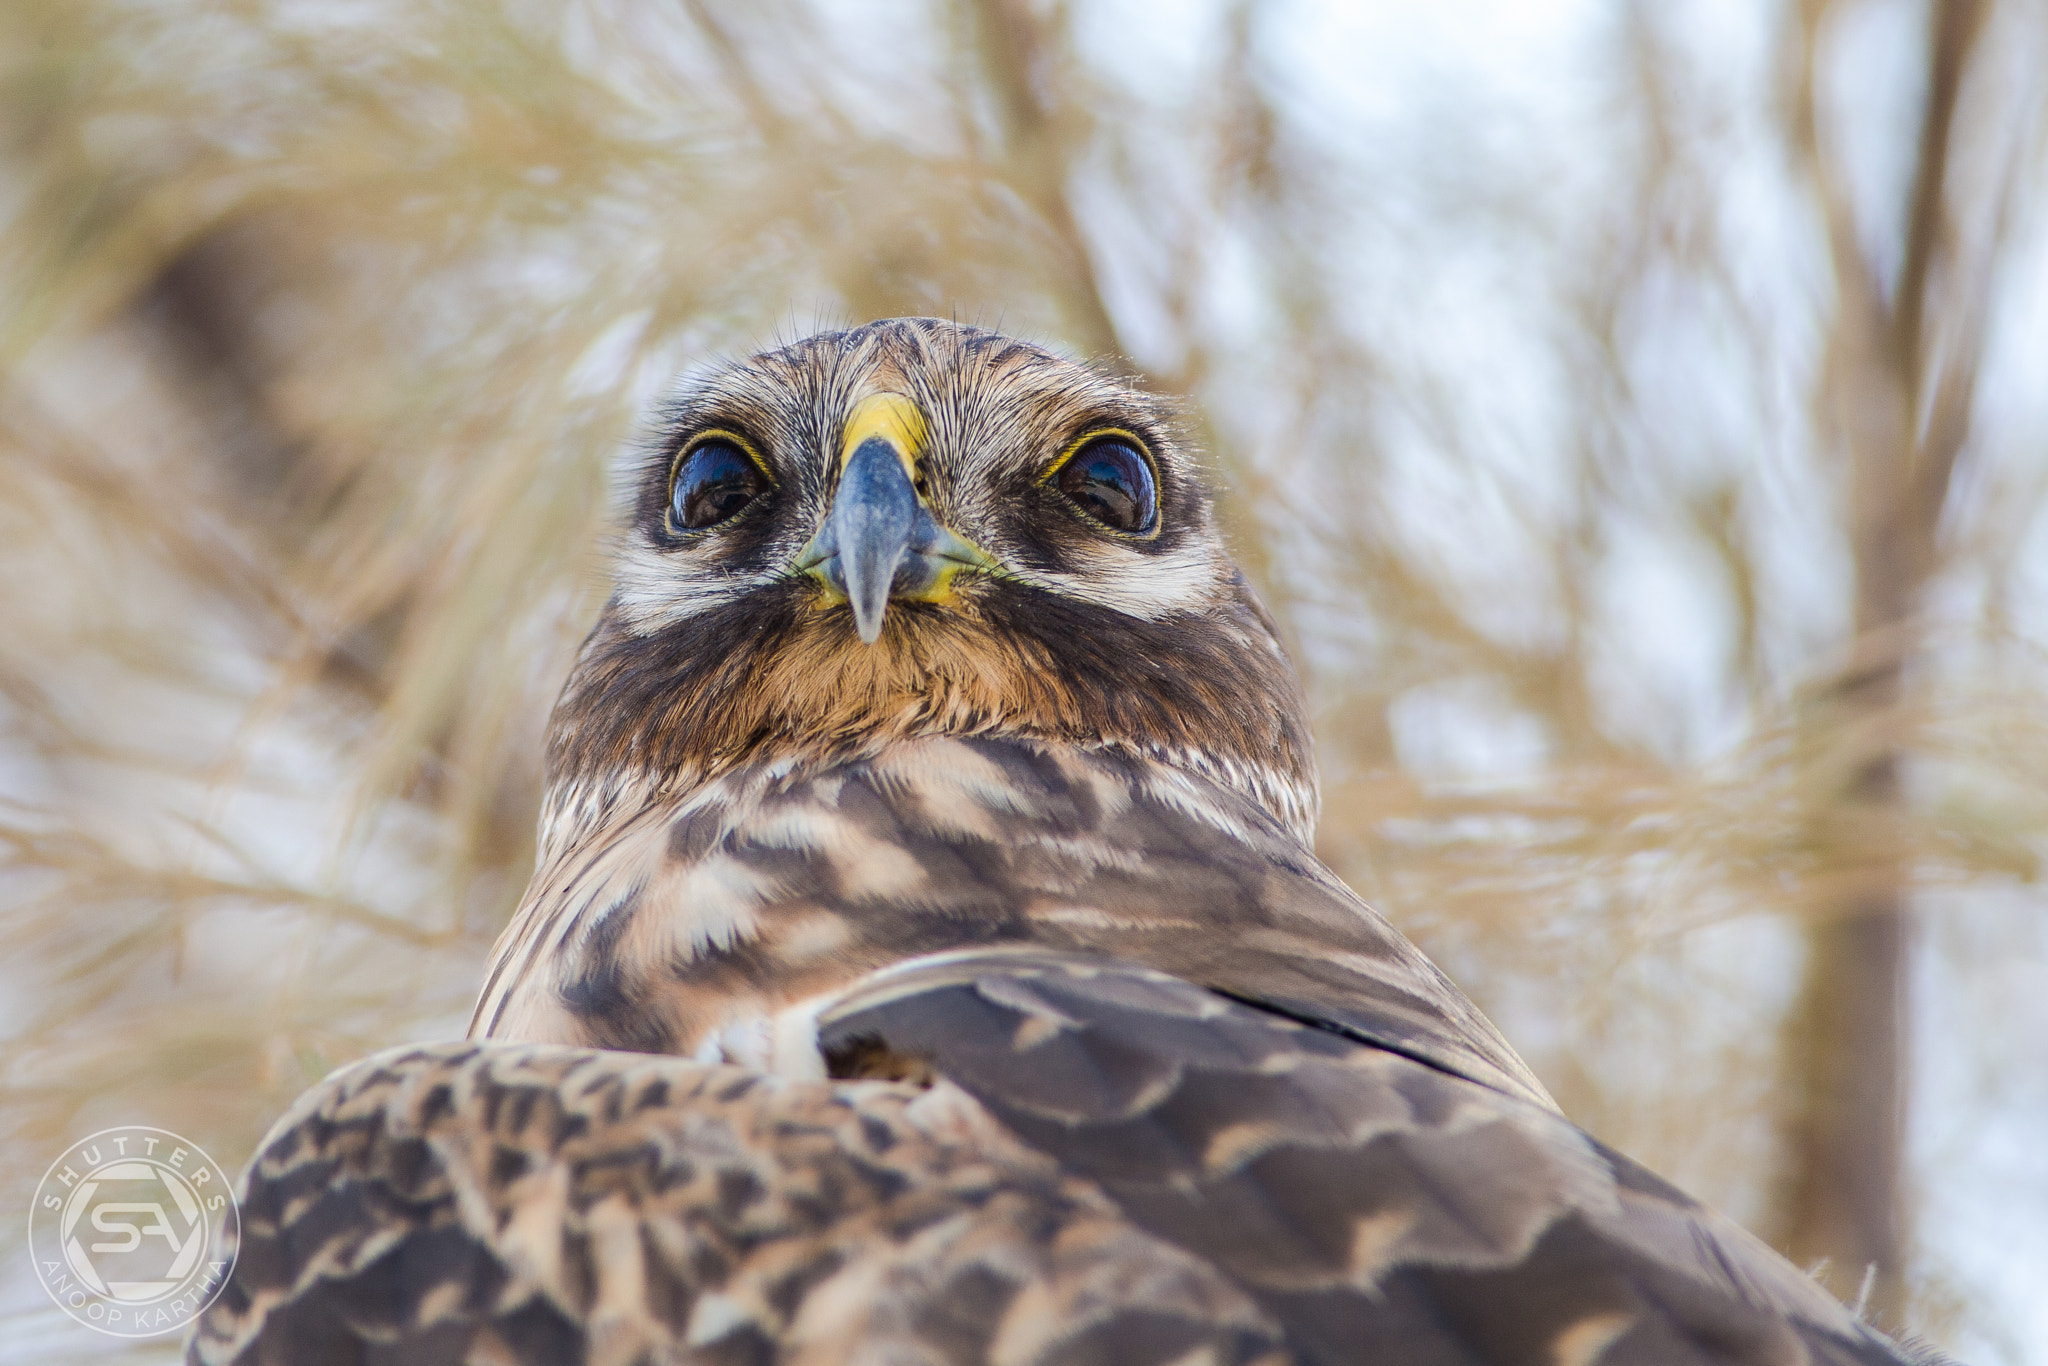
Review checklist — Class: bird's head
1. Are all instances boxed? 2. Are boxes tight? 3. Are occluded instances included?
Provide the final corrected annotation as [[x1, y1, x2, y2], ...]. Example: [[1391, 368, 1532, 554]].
[[544, 318, 1316, 843]]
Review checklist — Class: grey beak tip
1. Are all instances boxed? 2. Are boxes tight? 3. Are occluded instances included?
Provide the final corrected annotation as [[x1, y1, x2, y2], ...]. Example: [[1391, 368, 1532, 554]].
[[850, 577, 891, 642], [831, 435, 919, 645]]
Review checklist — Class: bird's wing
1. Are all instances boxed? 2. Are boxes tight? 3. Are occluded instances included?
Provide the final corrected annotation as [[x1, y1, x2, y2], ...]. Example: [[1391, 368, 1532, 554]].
[[194, 952, 1938, 1366], [189, 1038, 1285, 1366], [820, 950, 1937, 1366]]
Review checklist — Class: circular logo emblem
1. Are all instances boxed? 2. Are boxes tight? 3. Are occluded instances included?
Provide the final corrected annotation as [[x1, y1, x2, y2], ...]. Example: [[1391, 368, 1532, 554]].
[[28, 1126, 240, 1338]]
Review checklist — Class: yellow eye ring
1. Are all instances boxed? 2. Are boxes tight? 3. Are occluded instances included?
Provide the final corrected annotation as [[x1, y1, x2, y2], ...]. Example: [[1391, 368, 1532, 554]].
[[666, 430, 775, 535], [1043, 428, 1162, 539]]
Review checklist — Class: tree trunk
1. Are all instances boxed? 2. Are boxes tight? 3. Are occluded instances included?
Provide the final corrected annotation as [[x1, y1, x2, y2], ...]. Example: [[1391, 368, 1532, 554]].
[[1775, 0, 1988, 1323]]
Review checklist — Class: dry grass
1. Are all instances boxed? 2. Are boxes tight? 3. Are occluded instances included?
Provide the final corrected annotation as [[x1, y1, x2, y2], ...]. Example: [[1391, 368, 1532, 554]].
[[2, 1, 2045, 1358]]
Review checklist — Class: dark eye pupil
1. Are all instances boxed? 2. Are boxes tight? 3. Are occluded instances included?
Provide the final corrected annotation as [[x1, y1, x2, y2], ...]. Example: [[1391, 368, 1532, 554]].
[[671, 441, 766, 531], [1056, 441, 1156, 533]]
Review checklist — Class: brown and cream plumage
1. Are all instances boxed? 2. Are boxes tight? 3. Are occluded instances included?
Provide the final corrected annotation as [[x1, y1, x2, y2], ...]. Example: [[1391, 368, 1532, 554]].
[[190, 319, 1944, 1366]]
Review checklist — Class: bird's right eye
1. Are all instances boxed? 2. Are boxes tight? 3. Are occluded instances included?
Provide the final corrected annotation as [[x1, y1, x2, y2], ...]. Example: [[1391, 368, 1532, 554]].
[[669, 440, 768, 532]]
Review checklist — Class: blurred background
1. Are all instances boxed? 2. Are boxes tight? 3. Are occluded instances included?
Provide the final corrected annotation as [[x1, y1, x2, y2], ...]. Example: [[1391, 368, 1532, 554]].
[[2, 0, 2045, 1360]]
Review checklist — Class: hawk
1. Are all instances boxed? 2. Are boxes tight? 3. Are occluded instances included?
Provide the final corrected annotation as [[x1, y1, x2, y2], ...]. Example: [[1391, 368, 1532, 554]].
[[190, 320, 1942, 1366]]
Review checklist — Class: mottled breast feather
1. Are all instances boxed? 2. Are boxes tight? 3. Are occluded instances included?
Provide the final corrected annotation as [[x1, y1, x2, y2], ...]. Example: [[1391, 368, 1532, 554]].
[[471, 735, 1554, 1112]]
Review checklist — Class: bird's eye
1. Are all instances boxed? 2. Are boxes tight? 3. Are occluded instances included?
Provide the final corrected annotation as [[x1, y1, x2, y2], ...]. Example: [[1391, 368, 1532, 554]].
[[1055, 439, 1157, 534], [670, 440, 768, 532]]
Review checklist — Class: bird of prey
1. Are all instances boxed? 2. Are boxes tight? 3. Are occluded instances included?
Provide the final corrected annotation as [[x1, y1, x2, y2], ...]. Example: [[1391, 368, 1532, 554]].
[[190, 319, 1944, 1366]]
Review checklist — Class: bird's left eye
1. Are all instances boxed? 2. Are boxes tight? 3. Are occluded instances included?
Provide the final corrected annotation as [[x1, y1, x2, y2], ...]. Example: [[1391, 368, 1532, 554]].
[[1055, 439, 1157, 534], [670, 440, 768, 532]]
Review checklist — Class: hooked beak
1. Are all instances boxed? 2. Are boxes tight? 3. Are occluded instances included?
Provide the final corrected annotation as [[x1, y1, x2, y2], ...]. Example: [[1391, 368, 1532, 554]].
[[794, 395, 1001, 643]]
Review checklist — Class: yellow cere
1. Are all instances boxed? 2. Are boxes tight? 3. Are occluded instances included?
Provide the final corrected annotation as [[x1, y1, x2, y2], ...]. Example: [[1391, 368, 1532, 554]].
[[841, 392, 927, 481]]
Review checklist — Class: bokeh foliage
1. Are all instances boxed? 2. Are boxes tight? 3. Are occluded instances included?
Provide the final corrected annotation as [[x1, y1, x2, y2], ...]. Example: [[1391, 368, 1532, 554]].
[[3, 1, 2047, 1359]]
